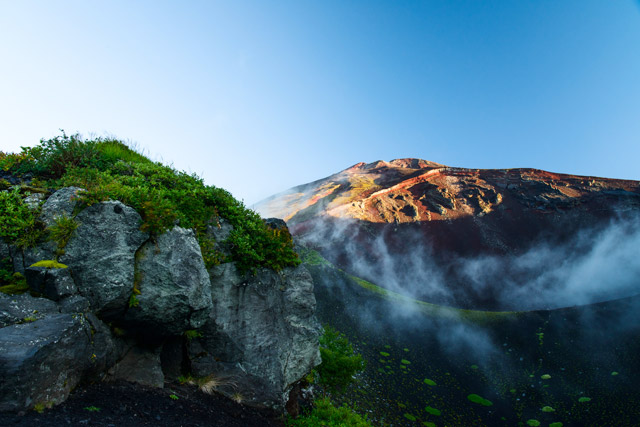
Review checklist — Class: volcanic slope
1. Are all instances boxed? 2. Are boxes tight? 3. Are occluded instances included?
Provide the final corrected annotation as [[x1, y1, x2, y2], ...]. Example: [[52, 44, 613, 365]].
[[256, 159, 640, 310]]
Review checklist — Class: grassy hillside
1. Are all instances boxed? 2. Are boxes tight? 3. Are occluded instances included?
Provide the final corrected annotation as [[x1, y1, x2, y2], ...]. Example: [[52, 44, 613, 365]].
[[0, 133, 299, 274]]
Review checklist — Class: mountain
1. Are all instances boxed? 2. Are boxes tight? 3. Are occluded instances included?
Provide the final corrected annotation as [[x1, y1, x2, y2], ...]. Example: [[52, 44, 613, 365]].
[[257, 159, 640, 310]]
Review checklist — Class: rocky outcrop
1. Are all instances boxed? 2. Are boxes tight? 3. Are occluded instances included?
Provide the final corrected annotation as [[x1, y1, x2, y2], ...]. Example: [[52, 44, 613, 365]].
[[124, 227, 212, 336], [0, 187, 320, 414], [60, 201, 149, 319], [189, 262, 321, 409], [25, 265, 77, 301], [0, 294, 60, 328], [0, 314, 94, 411]]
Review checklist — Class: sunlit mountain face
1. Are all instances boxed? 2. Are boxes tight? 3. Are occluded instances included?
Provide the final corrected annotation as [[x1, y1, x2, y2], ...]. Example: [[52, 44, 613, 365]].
[[257, 159, 640, 311], [258, 159, 640, 426]]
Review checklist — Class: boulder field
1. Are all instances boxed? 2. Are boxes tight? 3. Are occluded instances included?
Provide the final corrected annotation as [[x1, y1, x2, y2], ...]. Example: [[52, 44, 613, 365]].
[[0, 187, 321, 413]]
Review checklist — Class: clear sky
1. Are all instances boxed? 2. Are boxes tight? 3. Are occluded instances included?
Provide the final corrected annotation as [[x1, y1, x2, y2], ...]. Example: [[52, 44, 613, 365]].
[[1, 1, 639, 204]]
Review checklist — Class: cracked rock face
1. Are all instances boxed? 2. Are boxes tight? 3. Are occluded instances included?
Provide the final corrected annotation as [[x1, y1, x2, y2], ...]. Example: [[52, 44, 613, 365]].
[[0, 314, 93, 411], [1, 187, 321, 414], [60, 201, 149, 319], [123, 226, 213, 336], [190, 262, 321, 409]]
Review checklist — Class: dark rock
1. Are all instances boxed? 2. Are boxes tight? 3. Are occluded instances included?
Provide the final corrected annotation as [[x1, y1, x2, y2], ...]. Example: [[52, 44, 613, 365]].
[[25, 266, 77, 301], [83, 313, 120, 380], [124, 227, 212, 336], [60, 201, 149, 319], [107, 344, 164, 388], [160, 336, 185, 380], [58, 295, 90, 313], [0, 294, 60, 328], [207, 218, 234, 257], [0, 314, 92, 411], [190, 262, 321, 410], [264, 218, 288, 231]]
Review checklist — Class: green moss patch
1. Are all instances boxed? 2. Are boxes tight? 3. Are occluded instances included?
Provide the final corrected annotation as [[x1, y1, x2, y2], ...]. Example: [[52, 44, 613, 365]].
[[423, 378, 437, 386], [379, 351, 390, 357], [578, 397, 591, 403], [542, 406, 555, 412], [540, 374, 551, 380], [30, 260, 68, 269], [526, 420, 540, 427], [401, 359, 411, 365]]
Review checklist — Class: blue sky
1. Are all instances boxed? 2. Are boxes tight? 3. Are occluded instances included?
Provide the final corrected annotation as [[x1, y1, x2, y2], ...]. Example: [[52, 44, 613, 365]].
[[1, 1, 639, 204]]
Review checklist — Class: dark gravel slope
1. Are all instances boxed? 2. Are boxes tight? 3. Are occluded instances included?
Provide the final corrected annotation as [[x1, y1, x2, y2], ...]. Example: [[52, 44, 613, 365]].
[[0, 381, 284, 427]]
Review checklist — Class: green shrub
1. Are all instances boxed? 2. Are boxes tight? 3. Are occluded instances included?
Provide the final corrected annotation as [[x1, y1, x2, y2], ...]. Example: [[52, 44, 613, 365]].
[[0, 259, 29, 295], [3, 134, 299, 273], [316, 326, 366, 392], [287, 397, 371, 427], [0, 188, 45, 248], [47, 215, 78, 256]]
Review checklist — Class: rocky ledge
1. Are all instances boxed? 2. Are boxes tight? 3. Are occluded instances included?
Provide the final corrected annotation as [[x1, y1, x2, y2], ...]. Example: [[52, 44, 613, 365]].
[[0, 187, 321, 414]]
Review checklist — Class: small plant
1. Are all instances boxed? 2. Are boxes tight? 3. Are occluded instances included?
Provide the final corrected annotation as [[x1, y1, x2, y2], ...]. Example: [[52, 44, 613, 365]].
[[84, 406, 101, 412], [184, 329, 203, 341], [169, 394, 179, 400], [542, 405, 555, 412], [467, 393, 493, 406], [316, 326, 366, 393], [526, 420, 541, 427], [199, 374, 237, 394], [47, 214, 78, 254], [423, 378, 436, 386], [231, 392, 244, 404], [33, 403, 46, 413], [128, 294, 140, 308], [578, 397, 591, 403], [0, 261, 29, 295], [21, 316, 37, 323], [286, 397, 371, 427], [425, 406, 441, 416]]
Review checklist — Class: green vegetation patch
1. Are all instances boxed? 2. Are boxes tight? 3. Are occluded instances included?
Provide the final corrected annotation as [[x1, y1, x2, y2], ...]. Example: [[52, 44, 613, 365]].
[[316, 326, 366, 392], [542, 406, 555, 412], [424, 406, 441, 416], [287, 397, 371, 427], [549, 423, 564, 427], [379, 351, 390, 357], [2, 134, 299, 273], [467, 394, 493, 406], [0, 260, 28, 295], [30, 260, 68, 269], [401, 359, 411, 365], [578, 397, 591, 403], [423, 378, 437, 386], [526, 420, 540, 427], [422, 422, 436, 427], [540, 374, 551, 380], [611, 371, 619, 376]]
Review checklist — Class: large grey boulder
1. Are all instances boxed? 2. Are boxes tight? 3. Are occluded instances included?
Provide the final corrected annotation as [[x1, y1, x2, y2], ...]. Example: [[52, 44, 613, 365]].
[[124, 226, 212, 336], [39, 186, 83, 227], [0, 294, 60, 328], [60, 201, 148, 319], [0, 314, 92, 411], [190, 262, 321, 409]]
